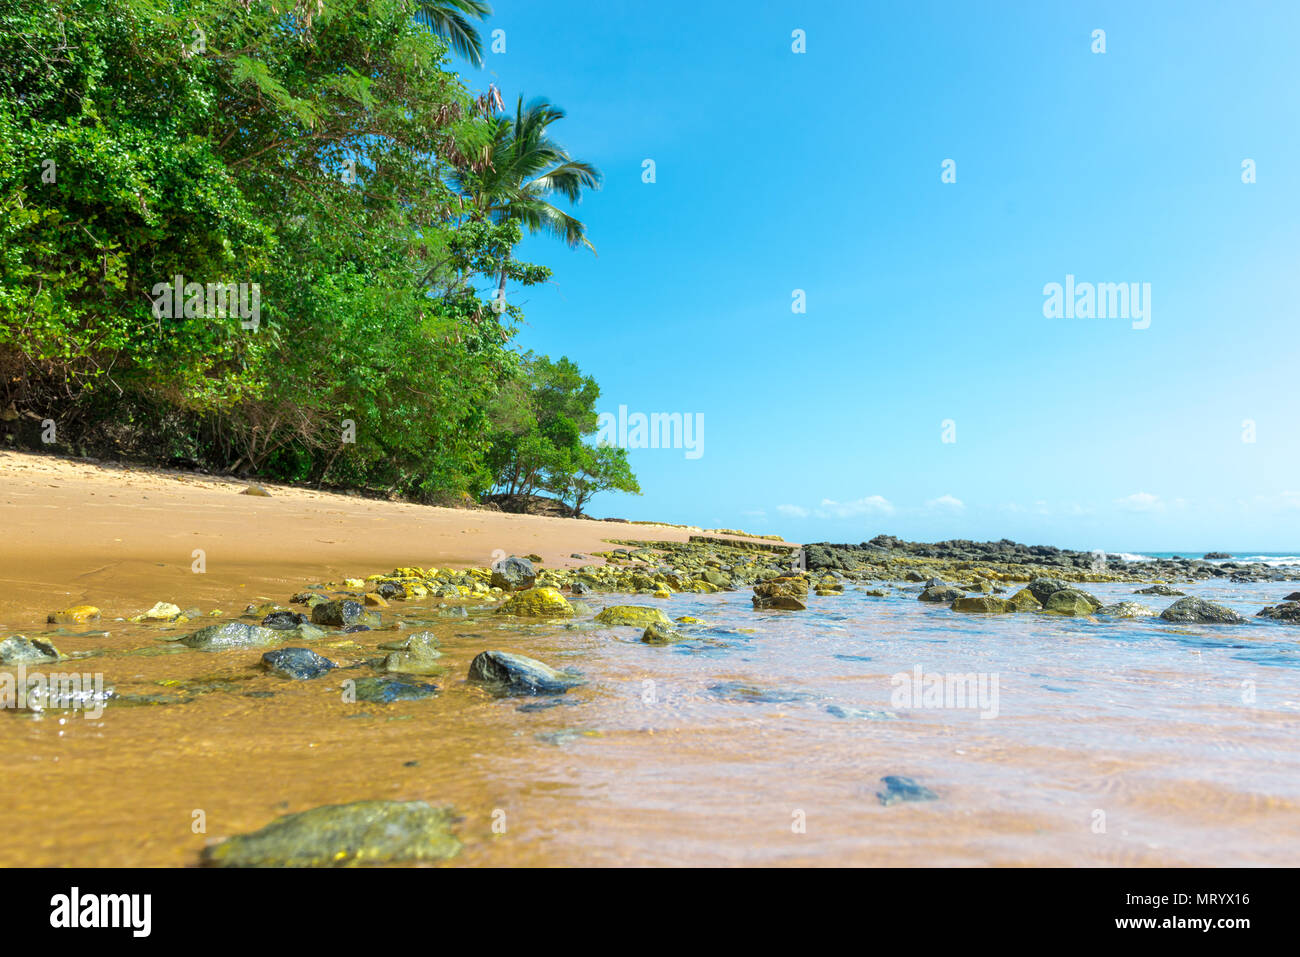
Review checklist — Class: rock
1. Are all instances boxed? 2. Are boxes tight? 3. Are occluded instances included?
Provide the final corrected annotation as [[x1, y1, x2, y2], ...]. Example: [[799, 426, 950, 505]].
[[467, 651, 584, 695], [1097, 601, 1158, 618], [262, 610, 308, 630], [47, 604, 100, 624], [241, 484, 272, 497], [490, 556, 537, 592], [375, 582, 406, 600], [311, 599, 365, 627], [1006, 588, 1042, 611], [876, 775, 938, 806], [139, 601, 182, 621], [364, 593, 388, 608], [1136, 584, 1186, 596], [1026, 578, 1069, 604], [951, 596, 1013, 613], [902, 571, 927, 582], [571, 580, 593, 596], [290, 623, 328, 640], [1042, 589, 1101, 616], [496, 587, 574, 618], [1285, 592, 1300, 602], [0, 636, 60, 664], [200, 800, 460, 867], [1159, 597, 1245, 624], [594, 605, 671, 627], [641, 622, 686, 644], [1257, 602, 1300, 622], [349, 676, 439, 703], [700, 568, 732, 589], [380, 632, 444, 675], [181, 622, 283, 650], [261, 647, 337, 680], [1203, 552, 1231, 560], [919, 585, 965, 602], [752, 576, 809, 610]]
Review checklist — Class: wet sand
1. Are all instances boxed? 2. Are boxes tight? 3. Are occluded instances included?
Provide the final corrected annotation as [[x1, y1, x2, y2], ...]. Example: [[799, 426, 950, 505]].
[[0, 449, 779, 628]]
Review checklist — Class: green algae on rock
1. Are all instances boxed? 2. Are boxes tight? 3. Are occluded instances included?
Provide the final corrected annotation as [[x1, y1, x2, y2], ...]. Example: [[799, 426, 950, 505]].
[[594, 605, 671, 627], [201, 800, 461, 867], [496, 587, 575, 618], [951, 596, 1013, 614], [178, 621, 284, 650]]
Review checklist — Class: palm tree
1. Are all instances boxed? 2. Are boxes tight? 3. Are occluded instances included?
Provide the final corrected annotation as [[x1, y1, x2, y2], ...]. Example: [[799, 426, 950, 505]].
[[415, 1, 493, 67], [459, 95, 602, 303]]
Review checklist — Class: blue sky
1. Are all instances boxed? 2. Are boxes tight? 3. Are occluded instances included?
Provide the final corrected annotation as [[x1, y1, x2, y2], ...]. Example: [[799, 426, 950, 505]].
[[458, 0, 1300, 551]]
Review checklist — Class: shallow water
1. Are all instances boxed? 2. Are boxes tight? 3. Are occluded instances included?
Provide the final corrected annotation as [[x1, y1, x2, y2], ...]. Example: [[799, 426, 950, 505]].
[[2, 578, 1299, 866]]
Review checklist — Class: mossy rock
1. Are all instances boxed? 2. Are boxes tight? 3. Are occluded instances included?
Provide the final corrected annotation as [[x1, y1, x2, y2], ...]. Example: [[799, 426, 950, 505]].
[[1043, 589, 1101, 616], [47, 605, 100, 624], [201, 801, 461, 867], [1006, 588, 1043, 612], [951, 596, 1013, 614], [496, 587, 575, 618], [594, 605, 671, 627]]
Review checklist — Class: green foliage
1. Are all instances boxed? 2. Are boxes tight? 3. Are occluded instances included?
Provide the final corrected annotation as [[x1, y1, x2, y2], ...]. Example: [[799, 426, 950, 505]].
[[0, 0, 637, 510]]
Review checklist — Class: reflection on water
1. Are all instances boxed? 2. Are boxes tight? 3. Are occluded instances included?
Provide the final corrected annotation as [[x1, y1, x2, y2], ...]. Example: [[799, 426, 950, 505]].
[[2, 579, 1299, 866]]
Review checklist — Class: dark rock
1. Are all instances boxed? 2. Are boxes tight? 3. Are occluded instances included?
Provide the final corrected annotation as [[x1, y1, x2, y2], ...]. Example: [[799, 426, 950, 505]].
[[1159, 597, 1245, 624], [262, 610, 308, 630], [1257, 602, 1300, 622], [641, 622, 686, 644], [571, 580, 593, 596], [1027, 577, 1070, 604], [1136, 584, 1186, 596], [919, 585, 964, 602], [707, 681, 813, 704], [200, 800, 460, 867], [1203, 552, 1231, 560], [311, 599, 365, 627], [467, 650, 584, 695], [261, 647, 337, 680], [490, 556, 537, 592]]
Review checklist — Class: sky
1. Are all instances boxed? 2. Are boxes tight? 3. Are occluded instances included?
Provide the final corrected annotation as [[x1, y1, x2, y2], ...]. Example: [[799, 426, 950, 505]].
[[456, 0, 1300, 552]]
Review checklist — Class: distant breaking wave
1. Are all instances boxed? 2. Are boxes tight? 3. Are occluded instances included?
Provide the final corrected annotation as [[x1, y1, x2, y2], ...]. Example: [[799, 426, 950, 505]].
[[1108, 552, 1300, 567]]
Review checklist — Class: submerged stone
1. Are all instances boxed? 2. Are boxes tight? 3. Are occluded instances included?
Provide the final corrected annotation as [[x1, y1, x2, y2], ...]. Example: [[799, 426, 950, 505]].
[[262, 647, 337, 680], [1136, 584, 1186, 596], [380, 632, 443, 675], [201, 800, 460, 867], [467, 650, 584, 695], [707, 681, 813, 704], [350, 676, 439, 703], [877, 775, 938, 806]]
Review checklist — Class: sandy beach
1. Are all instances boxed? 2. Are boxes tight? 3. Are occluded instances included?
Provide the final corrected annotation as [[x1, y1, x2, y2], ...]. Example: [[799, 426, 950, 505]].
[[0, 450, 782, 627]]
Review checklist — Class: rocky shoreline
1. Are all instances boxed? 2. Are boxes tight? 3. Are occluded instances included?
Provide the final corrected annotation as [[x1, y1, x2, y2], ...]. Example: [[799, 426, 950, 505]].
[[6, 531, 1300, 866]]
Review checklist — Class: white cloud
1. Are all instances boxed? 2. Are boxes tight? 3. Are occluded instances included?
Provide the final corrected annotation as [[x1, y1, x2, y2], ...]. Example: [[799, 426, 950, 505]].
[[1116, 492, 1163, 512], [926, 494, 964, 511], [742, 509, 767, 519], [815, 495, 894, 518], [776, 504, 809, 518]]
